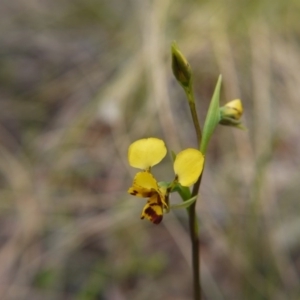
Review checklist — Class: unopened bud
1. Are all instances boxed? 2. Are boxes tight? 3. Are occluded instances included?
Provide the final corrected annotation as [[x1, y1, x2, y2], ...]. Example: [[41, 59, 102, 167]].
[[219, 99, 245, 128], [171, 42, 192, 88]]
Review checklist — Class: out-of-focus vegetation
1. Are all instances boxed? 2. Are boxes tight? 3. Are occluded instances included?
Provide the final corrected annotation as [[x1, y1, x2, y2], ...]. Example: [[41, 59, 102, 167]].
[[1, 0, 300, 299]]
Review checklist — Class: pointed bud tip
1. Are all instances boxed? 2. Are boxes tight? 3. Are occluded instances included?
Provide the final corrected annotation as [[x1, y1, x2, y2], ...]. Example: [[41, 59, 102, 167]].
[[171, 42, 192, 87]]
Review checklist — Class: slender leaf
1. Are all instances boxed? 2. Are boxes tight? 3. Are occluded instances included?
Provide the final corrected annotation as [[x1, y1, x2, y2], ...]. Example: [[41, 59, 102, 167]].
[[200, 75, 222, 154]]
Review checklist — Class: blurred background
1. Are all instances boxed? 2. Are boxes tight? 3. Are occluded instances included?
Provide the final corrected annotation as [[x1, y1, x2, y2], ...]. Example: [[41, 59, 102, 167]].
[[1, 0, 300, 299]]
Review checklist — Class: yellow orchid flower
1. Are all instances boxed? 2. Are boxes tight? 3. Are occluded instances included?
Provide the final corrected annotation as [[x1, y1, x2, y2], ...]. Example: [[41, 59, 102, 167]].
[[128, 137, 167, 170], [127, 138, 204, 224]]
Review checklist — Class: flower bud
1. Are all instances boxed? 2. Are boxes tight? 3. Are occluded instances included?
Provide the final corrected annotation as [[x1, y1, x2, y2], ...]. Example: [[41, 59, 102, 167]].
[[219, 99, 245, 128], [171, 42, 192, 88]]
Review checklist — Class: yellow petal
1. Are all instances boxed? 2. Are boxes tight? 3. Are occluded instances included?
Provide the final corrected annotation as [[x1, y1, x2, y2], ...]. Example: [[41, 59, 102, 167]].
[[141, 194, 163, 224], [128, 138, 167, 170], [173, 148, 204, 187], [128, 171, 158, 197]]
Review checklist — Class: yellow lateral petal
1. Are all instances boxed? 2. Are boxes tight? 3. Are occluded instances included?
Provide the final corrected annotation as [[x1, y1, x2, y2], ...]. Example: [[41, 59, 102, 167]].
[[128, 138, 167, 170], [141, 194, 163, 224], [173, 148, 204, 187], [128, 171, 158, 197]]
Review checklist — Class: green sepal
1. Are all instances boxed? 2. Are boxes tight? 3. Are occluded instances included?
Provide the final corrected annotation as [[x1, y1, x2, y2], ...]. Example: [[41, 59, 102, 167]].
[[170, 196, 197, 210], [219, 117, 247, 130], [219, 117, 241, 126], [200, 75, 222, 154]]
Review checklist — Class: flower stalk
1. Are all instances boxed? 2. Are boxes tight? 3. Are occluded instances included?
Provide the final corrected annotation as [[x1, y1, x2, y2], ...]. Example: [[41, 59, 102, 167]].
[[127, 42, 244, 300], [172, 42, 203, 300], [189, 175, 202, 300]]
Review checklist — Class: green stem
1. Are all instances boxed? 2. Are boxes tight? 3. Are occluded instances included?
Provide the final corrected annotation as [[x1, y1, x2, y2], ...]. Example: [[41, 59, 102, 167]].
[[190, 101, 202, 145], [189, 174, 203, 300], [184, 87, 202, 145], [184, 84, 202, 300]]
